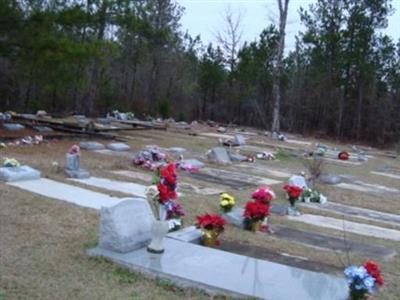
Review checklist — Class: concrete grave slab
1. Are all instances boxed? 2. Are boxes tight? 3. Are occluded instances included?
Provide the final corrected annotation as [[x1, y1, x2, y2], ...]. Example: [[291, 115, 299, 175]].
[[200, 167, 281, 186], [273, 226, 396, 260], [33, 126, 53, 132], [287, 214, 400, 241], [110, 170, 153, 182], [166, 226, 202, 244], [236, 164, 291, 178], [286, 139, 312, 146], [198, 132, 234, 140], [94, 149, 134, 158], [79, 141, 105, 151], [179, 183, 222, 195], [300, 202, 400, 226], [336, 182, 399, 194], [179, 159, 205, 169], [2, 123, 25, 131], [323, 157, 362, 166], [106, 143, 131, 152], [99, 199, 153, 253], [69, 177, 147, 197], [0, 166, 41, 182], [7, 178, 130, 209], [88, 238, 348, 300], [371, 171, 400, 180]]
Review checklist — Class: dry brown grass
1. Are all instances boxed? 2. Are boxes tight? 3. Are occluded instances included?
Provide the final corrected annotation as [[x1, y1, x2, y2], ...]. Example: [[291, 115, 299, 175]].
[[1, 129, 400, 299]]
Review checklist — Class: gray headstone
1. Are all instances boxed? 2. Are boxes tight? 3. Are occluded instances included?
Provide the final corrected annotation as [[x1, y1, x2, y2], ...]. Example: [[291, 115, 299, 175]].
[[166, 226, 202, 244], [233, 134, 246, 146], [99, 199, 154, 253], [2, 123, 25, 131], [107, 143, 130, 152], [271, 131, 279, 140], [217, 127, 227, 133], [222, 207, 245, 229], [65, 153, 80, 170], [0, 166, 41, 182], [288, 175, 308, 189], [79, 141, 105, 151], [207, 147, 231, 164], [64, 154, 90, 179], [319, 174, 342, 185], [270, 204, 287, 216]]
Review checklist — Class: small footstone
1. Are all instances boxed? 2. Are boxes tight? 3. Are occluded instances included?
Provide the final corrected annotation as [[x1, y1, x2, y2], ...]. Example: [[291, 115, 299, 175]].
[[232, 134, 246, 146], [166, 226, 202, 244], [106, 142, 130, 152], [222, 207, 245, 229], [0, 166, 41, 182], [229, 152, 247, 162], [99, 199, 154, 253], [79, 141, 105, 151], [270, 204, 287, 216]]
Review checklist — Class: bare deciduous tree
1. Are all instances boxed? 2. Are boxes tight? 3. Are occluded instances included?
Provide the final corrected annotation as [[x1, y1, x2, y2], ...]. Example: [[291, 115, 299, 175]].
[[215, 6, 243, 72], [271, 0, 289, 133]]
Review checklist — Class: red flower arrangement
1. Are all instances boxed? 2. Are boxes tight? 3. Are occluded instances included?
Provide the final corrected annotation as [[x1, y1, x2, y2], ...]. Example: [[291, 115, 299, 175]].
[[166, 201, 186, 219], [251, 187, 275, 204], [338, 151, 349, 160], [283, 184, 303, 207], [157, 182, 177, 204], [196, 213, 226, 232], [243, 200, 269, 221], [363, 261, 384, 286], [283, 184, 303, 199], [160, 163, 177, 186]]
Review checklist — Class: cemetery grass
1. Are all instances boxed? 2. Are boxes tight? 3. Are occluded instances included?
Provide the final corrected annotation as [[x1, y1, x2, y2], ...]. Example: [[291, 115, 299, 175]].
[[1, 130, 400, 299]]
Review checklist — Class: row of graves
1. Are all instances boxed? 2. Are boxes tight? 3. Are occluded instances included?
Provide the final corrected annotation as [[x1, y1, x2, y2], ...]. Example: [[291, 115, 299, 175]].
[[1, 123, 399, 299]]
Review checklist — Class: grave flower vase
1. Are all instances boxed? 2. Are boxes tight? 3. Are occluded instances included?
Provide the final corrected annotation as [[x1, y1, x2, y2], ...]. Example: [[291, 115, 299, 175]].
[[348, 290, 371, 300], [202, 229, 219, 247], [147, 220, 169, 254], [250, 219, 262, 232]]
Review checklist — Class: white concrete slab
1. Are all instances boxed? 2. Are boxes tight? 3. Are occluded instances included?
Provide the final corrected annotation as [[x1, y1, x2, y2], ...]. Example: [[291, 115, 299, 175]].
[[88, 239, 348, 300], [201, 167, 282, 186], [198, 132, 234, 139], [287, 214, 400, 241], [337, 182, 399, 194], [7, 178, 127, 210], [110, 170, 153, 182], [236, 164, 291, 178], [300, 202, 400, 226], [286, 139, 312, 146], [371, 171, 400, 180], [69, 177, 147, 197], [323, 157, 362, 166], [94, 149, 134, 158]]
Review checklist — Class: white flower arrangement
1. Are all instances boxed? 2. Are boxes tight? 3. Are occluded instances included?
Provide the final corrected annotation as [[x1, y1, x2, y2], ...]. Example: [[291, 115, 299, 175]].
[[300, 188, 327, 204]]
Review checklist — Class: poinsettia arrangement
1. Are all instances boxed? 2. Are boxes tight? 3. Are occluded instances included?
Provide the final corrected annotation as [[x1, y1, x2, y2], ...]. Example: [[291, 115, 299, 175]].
[[3, 158, 20, 168], [251, 187, 276, 204], [283, 184, 303, 206], [196, 213, 226, 247], [243, 200, 269, 221], [196, 213, 226, 232], [345, 261, 384, 300], [219, 192, 235, 212]]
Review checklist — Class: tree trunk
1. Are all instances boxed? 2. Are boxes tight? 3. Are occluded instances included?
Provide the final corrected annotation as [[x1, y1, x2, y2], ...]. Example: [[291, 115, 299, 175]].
[[271, 0, 289, 133]]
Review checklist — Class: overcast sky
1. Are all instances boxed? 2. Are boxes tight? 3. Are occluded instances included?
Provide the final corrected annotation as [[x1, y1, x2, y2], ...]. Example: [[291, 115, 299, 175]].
[[178, 0, 400, 51]]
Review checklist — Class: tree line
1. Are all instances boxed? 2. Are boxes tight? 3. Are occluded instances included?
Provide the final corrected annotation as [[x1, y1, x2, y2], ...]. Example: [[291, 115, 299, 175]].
[[0, 0, 399, 145]]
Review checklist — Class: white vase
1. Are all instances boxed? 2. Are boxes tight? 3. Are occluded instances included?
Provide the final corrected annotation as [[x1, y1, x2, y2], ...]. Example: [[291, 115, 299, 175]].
[[147, 220, 170, 254]]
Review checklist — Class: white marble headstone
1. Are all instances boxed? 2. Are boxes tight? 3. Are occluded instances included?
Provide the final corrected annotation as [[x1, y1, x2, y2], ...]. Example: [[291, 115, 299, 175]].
[[99, 199, 154, 253]]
